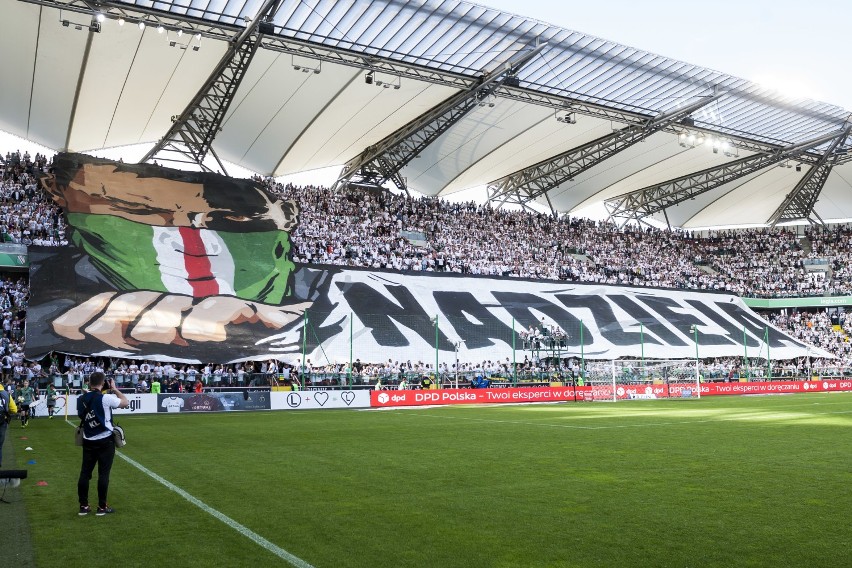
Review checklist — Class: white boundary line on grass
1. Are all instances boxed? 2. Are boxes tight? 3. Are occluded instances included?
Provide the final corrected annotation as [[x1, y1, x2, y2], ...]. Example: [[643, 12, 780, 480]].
[[66, 420, 314, 568], [397, 400, 852, 431]]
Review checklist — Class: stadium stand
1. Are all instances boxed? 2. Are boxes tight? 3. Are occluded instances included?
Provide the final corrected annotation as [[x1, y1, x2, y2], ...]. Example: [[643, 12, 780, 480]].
[[271, 181, 825, 299], [3, 150, 852, 389]]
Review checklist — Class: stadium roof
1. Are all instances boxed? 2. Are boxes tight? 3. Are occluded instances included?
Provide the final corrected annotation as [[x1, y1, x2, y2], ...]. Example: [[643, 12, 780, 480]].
[[2, 0, 852, 228]]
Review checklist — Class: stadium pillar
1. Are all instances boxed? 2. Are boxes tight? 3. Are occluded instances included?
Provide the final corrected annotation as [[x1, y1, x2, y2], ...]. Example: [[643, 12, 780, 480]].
[[742, 325, 749, 379], [610, 359, 617, 402], [348, 313, 353, 388], [580, 320, 585, 386], [691, 325, 701, 398], [301, 311, 308, 383], [765, 327, 772, 380], [512, 318, 517, 386], [434, 315, 439, 388], [639, 323, 645, 380], [454, 342, 461, 389]]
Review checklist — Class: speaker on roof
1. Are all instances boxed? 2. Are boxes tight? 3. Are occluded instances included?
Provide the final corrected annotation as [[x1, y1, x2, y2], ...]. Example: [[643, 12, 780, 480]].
[[258, 21, 275, 34], [503, 76, 521, 88]]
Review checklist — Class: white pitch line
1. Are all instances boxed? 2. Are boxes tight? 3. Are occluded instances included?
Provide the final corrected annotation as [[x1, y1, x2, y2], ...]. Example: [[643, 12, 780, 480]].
[[394, 406, 852, 431], [66, 421, 314, 568]]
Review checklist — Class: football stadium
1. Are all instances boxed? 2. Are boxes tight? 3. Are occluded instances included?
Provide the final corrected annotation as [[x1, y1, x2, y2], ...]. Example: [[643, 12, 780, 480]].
[[1, 1, 851, 567]]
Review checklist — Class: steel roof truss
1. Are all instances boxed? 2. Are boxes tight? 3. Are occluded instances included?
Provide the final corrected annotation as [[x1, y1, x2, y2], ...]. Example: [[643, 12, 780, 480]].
[[333, 41, 547, 192], [767, 126, 852, 226], [141, 0, 283, 172], [605, 129, 847, 227], [486, 94, 721, 206]]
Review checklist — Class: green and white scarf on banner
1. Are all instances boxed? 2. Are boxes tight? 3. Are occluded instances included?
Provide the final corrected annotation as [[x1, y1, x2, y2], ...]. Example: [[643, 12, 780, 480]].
[[68, 212, 295, 304]]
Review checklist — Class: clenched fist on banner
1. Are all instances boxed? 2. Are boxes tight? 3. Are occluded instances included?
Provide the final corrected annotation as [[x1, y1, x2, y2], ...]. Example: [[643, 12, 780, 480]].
[[52, 291, 310, 351]]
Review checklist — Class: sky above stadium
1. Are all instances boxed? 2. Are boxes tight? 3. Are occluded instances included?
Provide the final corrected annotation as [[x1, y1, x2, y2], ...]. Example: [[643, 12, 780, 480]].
[[477, 0, 852, 112]]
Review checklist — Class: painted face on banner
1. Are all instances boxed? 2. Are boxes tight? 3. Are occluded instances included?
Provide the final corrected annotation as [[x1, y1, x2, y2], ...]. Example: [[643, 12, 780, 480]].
[[43, 159, 298, 232], [40, 154, 299, 304]]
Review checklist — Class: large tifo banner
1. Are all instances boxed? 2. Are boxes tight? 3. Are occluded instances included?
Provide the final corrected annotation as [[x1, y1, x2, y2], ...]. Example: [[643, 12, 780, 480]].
[[26, 153, 827, 364]]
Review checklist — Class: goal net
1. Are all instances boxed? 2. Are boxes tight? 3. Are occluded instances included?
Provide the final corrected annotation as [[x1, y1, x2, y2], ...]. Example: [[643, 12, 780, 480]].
[[582, 359, 701, 401]]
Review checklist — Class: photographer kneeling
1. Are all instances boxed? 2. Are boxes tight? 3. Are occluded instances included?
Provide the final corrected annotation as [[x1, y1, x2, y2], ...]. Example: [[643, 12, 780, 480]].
[[77, 372, 128, 516]]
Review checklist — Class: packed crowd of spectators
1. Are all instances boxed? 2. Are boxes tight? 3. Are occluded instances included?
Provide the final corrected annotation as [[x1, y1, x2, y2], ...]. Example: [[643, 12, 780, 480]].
[[7, 355, 290, 390], [4, 149, 852, 379], [1, 150, 68, 246], [268, 181, 836, 298], [805, 225, 852, 296], [767, 309, 852, 368], [0, 273, 29, 391]]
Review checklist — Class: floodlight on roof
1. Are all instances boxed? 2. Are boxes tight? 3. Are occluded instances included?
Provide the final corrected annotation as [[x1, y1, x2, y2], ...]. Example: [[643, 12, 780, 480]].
[[96, 13, 105, 23], [117, 17, 125, 26], [678, 130, 701, 149], [177, 29, 183, 38], [138, 21, 145, 30], [292, 55, 319, 73], [157, 25, 165, 34]]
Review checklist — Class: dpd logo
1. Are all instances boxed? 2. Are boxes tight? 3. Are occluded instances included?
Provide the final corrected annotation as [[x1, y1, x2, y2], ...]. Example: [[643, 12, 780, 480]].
[[377, 392, 389, 404]]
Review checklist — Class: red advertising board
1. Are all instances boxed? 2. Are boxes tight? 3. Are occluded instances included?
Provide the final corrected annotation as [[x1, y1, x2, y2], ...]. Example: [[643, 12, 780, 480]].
[[370, 380, 852, 408], [370, 387, 580, 407], [683, 379, 852, 396]]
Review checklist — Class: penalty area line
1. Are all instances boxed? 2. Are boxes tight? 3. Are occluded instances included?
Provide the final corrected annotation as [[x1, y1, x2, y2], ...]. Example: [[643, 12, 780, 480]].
[[66, 421, 314, 568]]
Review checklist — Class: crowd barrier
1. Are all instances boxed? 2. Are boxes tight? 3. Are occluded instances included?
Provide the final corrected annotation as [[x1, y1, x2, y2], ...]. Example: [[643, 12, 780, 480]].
[[30, 379, 852, 417]]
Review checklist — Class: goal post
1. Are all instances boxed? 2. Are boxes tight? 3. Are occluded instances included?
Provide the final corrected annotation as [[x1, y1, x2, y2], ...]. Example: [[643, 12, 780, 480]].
[[583, 359, 701, 401]]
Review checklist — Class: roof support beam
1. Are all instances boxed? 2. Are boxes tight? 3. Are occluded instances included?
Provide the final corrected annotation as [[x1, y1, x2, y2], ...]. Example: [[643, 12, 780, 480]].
[[486, 93, 720, 209], [333, 42, 546, 193], [486, 184, 555, 216], [605, 129, 846, 228], [140, 0, 283, 172], [767, 126, 852, 227]]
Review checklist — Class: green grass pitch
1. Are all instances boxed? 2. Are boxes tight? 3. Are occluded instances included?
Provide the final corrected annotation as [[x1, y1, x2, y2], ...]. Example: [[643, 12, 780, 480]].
[[8, 393, 852, 567]]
